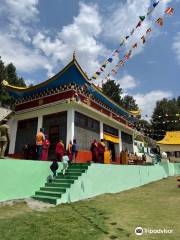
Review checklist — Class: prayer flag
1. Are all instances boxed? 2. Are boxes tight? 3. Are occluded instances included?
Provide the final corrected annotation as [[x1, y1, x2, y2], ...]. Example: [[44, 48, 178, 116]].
[[108, 57, 113, 63], [113, 49, 120, 56], [139, 16, 145, 21], [124, 50, 132, 60], [96, 71, 101, 75], [156, 17, 163, 26], [132, 43, 138, 48], [125, 36, 129, 40], [111, 69, 117, 75], [136, 20, 141, 28], [102, 64, 106, 68], [146, 27, 152, 34], [100, 67, 104, 72], [118, 60, 124, 66], [165, 7, 174, 16], [130, 29, 135, 35], [120, 38, 125, 46], [153, 1, 159, 8], [141, 36, 145, 44]]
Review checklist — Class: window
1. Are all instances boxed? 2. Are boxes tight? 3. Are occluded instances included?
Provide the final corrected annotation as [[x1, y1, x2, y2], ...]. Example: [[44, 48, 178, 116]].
[[175, 151, 180, 158], [103, 124, 118, 136], [75, 111, 100, 133]]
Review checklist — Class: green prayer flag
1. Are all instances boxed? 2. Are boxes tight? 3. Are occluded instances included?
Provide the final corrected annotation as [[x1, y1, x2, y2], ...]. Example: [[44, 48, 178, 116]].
[[139, 16, 145, 21]]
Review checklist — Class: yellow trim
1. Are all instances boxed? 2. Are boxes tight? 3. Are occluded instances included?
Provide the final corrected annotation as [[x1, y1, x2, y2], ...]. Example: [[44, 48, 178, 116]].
[[158, 131, 180, 145], [103, 133, 120, 144], [129, 109, 141, 116]]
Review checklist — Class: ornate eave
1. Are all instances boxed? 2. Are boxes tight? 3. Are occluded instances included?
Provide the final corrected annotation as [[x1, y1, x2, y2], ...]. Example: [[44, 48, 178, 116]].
[[2, 56, 137, 126]]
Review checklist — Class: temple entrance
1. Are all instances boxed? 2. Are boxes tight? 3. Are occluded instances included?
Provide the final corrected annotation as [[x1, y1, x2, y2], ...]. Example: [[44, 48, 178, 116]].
[[106, 141, 116, 161], [15, 117, 38, 154], [121, 132, 133, 153], [43, 112, 67, 160]]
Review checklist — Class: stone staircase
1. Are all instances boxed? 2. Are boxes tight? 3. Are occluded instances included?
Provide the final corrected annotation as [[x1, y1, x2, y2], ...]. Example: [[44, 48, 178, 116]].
[[32, 163, 90, 204]]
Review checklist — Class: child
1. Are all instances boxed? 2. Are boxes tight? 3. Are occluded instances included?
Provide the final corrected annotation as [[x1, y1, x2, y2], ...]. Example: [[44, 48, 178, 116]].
[[62, 152, 69, 175], [50, 160, 59, 179]]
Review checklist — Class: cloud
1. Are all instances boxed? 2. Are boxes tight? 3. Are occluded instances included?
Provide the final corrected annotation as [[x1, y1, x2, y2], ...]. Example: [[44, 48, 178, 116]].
[[3, 0, 39, 42], [134, 90, 173, 119], [0, 33, 53, 76], [32, 2, 108, 76], [116, 74, 138, 91], [103, 0, 172, 55], [172, 32, 180, 64]]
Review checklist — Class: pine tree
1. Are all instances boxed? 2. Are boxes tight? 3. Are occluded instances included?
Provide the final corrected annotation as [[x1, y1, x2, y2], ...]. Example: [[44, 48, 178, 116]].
[[102, 80, 123, 105], [0, 57, 26, 107]]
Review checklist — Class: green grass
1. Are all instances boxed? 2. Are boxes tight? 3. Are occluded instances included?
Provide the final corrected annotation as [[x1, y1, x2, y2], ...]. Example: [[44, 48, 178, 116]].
[[0, 177, 179, 240]]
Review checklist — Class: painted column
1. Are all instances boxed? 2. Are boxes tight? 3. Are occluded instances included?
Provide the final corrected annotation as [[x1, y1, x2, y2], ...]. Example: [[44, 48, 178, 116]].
[[66, 108, 75, 149], [118, 129, 122, 153], [37, 115, 43, 133], [8, 118, 18, 154], [100, 121, 103, 139]]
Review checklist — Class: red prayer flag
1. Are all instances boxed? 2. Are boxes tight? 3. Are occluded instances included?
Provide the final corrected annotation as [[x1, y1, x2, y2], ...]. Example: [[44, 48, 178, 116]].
[[156, 17, 163, 27], [165, 7, 174, 16]]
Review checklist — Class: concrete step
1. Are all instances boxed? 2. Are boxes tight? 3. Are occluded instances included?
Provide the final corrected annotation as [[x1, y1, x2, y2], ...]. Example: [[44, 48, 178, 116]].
[[40, 187, 66, 193], [45, 182, 71, 188], [35, 190, 62, 198], [32, 195, 57, 204], [52, 178, 75, 184], [55, 176, 78, 180], [66, 168, 87, 173], [57, 172, 82, 177]]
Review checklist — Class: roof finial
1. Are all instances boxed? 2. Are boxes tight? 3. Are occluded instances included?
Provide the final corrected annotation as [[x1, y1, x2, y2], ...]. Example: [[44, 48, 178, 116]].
[[73, 50, 76, 60]]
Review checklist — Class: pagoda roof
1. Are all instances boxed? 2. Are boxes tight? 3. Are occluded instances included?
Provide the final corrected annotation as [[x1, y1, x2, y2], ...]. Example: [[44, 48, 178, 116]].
[[2, 57, 134, 119], [158, 131, 180, 145]]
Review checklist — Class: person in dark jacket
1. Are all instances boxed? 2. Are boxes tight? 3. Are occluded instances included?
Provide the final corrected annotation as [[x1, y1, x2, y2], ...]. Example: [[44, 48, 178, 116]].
[[72, 139, 78, 163]]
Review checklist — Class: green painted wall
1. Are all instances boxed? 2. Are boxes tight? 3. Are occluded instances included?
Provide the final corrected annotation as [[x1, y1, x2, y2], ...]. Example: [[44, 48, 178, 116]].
[[58, 163, 180, 205], [0, 160, 180, 204], [0, 159, 62, 202]]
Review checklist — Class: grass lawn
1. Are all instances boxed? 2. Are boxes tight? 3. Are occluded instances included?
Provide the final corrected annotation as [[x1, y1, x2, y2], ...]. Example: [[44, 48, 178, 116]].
[[0, 176, 179, 240]]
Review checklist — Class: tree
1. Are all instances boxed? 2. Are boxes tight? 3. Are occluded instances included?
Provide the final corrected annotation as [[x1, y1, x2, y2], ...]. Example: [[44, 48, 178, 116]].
[[121, 95, 138, 111], [151, 98, 180, 140], [0, 57, 26, 107], [102, 80, 123, 105], [5, 63, 26, 87]]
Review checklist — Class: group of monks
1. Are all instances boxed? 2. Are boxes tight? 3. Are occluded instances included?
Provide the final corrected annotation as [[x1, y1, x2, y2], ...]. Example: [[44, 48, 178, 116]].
[[90, 139, 106, 163]]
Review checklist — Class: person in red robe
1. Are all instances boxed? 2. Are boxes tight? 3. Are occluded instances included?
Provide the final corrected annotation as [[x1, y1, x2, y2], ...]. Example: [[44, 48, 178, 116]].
[[41, 135, 50, 161], [56, 140, 64, 161], [90, 139, 99, 163], [98, 139, 105, 163]]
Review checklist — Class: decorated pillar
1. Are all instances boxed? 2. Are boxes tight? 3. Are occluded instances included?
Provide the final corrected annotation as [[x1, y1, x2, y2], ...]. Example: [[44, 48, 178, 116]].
[[66, 108, 75, 149], [8, 118, 18, 154], [100, 121, 103, 139], [37, 115, 43, 133]]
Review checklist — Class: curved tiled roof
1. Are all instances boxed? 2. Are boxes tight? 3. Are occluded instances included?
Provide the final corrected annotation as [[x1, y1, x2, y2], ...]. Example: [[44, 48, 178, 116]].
[[158, 131, 180, 145], [3, 58, 135, 120]]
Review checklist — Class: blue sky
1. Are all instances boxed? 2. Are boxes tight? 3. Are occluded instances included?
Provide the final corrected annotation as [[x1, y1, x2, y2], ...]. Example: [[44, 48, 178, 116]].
[[0, 0, 180, 118]]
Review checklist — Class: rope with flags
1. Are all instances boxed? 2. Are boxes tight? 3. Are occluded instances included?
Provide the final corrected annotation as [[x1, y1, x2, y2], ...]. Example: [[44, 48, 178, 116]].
[[90, 1, 174, 84]]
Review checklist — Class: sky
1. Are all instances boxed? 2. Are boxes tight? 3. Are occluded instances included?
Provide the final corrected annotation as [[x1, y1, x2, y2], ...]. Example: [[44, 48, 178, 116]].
[[0, 0, 180, 119]]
